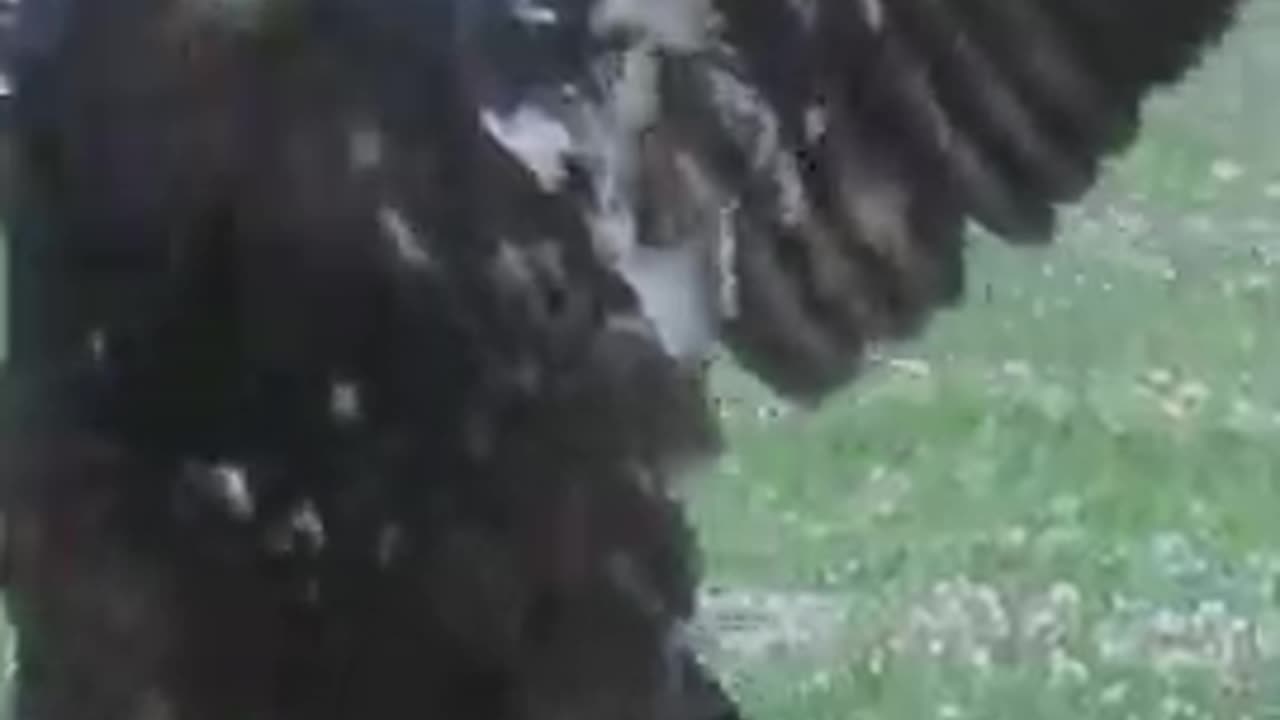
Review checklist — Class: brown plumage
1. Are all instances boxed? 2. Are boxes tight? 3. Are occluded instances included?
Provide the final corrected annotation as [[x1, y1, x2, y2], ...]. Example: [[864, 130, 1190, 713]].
[[0, 0, 1244, 717]]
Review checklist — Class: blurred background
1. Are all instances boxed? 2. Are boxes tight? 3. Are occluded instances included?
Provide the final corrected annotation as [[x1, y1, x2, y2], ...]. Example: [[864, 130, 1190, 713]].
[[689, 3, 1280, 718], [1, 2, 1279, 719]]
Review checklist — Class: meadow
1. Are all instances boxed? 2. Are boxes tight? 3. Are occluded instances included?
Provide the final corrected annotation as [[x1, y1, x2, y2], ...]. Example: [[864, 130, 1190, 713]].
[[691, 5, 1280, 718]]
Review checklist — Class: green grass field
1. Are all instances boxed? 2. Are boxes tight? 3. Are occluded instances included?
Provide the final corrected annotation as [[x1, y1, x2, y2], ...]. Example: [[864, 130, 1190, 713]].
[[691, 6, 1280, 719], [2, 7, 1280, 719]]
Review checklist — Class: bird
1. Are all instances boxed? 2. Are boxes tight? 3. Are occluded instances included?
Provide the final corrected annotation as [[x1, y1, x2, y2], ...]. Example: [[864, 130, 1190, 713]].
[[0, 0, 1245, 718]]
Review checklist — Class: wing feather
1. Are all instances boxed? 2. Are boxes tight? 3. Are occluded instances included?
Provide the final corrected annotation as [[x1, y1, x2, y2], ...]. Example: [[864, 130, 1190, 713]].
[[632, 0, 1245, 399]]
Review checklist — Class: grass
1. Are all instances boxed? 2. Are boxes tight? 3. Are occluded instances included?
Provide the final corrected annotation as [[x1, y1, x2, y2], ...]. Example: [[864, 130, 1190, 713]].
[[690, 6, 1280, 719]]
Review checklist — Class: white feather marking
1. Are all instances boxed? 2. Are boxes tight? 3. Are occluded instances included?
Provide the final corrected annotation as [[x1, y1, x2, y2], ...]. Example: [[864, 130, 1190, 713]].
[[292, 500, 326, 551], [209, 463, 254, 522], [545, 29, 734, 360], [481, 104, 574, 191], [805, 104, 829, 144], [348, 124, 383, 171], [862, 0, 885, 31], [378, 205, 432, 268], [87, 328, 107, 365], [716, 202, 740, 319], [616, 47, 662, 134], [512, 0, 559, 26], [575, 80, 719, 360], [615, 242, 716, 360], [330, 379, 362, 425], [571, 54, 649, 264], [590, 0, 714, 51]]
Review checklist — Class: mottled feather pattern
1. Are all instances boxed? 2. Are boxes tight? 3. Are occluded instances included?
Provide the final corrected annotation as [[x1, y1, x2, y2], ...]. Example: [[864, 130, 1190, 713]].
[[626, 0, 1241, 398], [0, 0, 1244, 718]]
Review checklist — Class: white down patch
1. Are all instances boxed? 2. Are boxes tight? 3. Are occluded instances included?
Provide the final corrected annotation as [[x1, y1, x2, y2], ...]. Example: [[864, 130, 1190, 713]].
[[578, 48, 722, 362], [510, 0, 560, 27], [590, 0, 715, 51], [615, 240, 718, 361], [475, 6, 728, 363], [481, 103, 575, 192]]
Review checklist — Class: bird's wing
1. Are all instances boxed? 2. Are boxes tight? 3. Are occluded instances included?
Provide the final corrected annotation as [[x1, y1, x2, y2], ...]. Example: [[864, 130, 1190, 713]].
[[471, 0, 1244, 401]]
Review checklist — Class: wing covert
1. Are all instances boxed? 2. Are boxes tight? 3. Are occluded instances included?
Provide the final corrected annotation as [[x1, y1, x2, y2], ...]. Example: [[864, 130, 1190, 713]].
[[583, 0, 1245, 400]]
